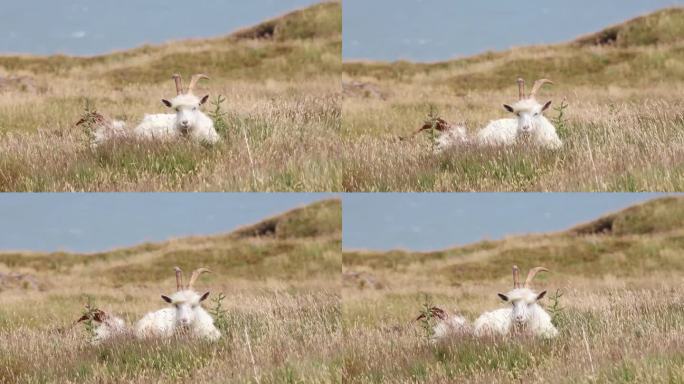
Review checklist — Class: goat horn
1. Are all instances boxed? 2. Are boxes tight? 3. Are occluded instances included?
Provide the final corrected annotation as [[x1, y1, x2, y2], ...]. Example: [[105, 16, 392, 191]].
[[517, 78, 525, 100], [74, 309, 108, 325], [187, 74, 210, 94], [523, 267, 549, 288], [174, 266, 184, 291], [187, 267, 211, 290], [529, 79, 553, 99], [415, 306, 448, 322], [172, 74, 183, 95], [512, 265, 520, 288]]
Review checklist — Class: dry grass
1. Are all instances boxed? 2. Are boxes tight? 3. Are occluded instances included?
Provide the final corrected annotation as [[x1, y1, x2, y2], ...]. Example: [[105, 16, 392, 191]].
[[1, 289, 341, 384], [0, 1, 341, 192], [0, 284, 341, 383], [341, 198, 684, 382], [342, 8, 684, 191], [342, 278, 684, 383], [0, 200, 342, 383]]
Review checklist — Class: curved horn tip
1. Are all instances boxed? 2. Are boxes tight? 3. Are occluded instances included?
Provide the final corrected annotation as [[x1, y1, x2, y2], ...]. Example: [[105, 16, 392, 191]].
[[523, 266, 550, 288], [529, 79, 553, 98], [536, 79, 554, 88], [187, 267, 211, 289], [186, 74, 210, 94]]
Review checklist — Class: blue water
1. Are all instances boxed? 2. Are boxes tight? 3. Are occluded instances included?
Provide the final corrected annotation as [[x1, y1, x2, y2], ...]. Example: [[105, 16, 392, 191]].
[[0, 193, 335, 253], [344, 0, 684, 62], [0, 0, 321, 56], [343, 193, 677, 252]]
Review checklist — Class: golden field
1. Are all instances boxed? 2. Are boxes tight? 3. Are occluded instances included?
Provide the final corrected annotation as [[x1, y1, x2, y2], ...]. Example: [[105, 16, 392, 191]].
[[0, 1, 341, 192], [342, 197, 684, 383], [0, 199, 342, 383], [342, 8, 684, 192]]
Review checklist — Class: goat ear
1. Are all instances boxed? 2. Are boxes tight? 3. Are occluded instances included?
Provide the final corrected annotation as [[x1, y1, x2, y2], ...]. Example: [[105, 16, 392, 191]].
[[497, 293, 509, 302], [161, 295, 173, 304], [200, 95, 210, 105], [542, 100, 552, 112], [536, 291, 547, 301], [199, 291, 210, 302], [162, 99, 173, 108], [503, 104, 514, 113]]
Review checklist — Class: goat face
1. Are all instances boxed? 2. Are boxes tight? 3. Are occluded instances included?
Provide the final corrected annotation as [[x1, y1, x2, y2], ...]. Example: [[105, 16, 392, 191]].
[[497, 288, 547, 327], [161, 94, 210, 134], [161, 290, 210, 328], [503, 99, 552, 135]]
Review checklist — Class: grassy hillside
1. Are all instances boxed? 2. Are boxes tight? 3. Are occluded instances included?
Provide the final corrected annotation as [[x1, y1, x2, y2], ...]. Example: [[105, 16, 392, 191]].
[[0, 199, 341, 383], [569, 195, 684, 236], [575, 8, 684, 48], [0, 1, 341, 192], [343, 7, 684, 192], [342, 197, 684, 383], [231, 198, 341, 239]]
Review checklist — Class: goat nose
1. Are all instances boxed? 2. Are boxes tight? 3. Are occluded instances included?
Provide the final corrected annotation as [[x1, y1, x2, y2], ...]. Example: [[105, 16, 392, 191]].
[[181, 120, 189, 126]]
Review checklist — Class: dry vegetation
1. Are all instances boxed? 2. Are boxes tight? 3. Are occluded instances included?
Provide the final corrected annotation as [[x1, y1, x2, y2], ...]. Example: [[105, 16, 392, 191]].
[[342, 8, 684, 191], [0, 199, 342, 383], [0, 1, 341, 192], [342, 197, 684, 383]]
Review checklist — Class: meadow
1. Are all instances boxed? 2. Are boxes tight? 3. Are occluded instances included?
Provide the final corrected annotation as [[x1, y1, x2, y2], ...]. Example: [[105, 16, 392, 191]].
[[342, 197, 684, 383], [342, 8, 684, 191], [0, 199, 342, 383], [0, 1, 341, 192]]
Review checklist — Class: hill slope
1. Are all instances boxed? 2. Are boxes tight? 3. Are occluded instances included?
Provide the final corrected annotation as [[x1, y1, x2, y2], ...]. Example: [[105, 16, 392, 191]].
[[344, 7, 684, 89], [0, 198, 341, 285], [575, 7, 684, 47], [344, 196, 684, 281], [0, 1, 341, 84], [569, 195, 684, 235]]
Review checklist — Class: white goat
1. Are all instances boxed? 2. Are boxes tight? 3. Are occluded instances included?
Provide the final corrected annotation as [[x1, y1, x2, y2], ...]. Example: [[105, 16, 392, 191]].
[[434, 125, 468, 154], [135, 267, 221, 341], [82, 267, 221, 344], [133, 74, 219, 144], [473, 265, 558, 338], [90, 73, 220, 146], [476, 78, 562, 149]]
